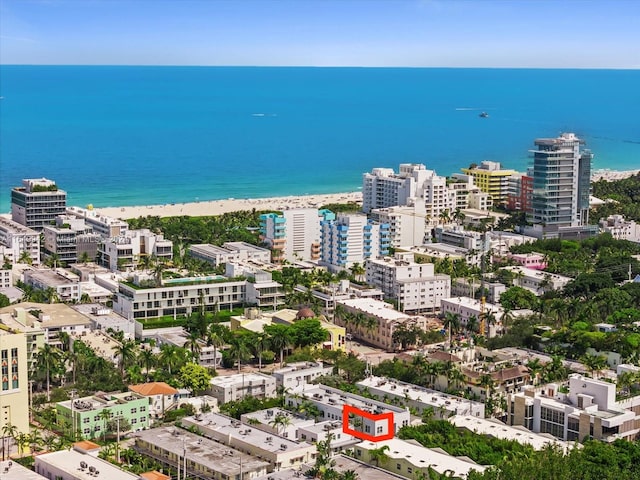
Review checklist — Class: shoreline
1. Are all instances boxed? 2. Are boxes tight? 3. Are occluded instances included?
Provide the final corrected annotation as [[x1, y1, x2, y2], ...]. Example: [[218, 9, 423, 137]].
[[590, 168, 640, 182], [95, 191, 363, 220]]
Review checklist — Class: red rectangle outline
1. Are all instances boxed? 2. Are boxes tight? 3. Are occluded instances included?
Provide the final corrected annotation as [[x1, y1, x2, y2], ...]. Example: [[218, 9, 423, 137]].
[[342, 404, 394, 441]]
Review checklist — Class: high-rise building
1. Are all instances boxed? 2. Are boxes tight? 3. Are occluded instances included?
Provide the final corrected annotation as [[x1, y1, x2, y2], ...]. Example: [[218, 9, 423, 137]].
[[527, 133, 595, 239], [11, 178, 67, 231], [461, 161, 515, 205], [259, 208, 335, 263], [0, 327, 30, 438], [319, 214, 390, 272]]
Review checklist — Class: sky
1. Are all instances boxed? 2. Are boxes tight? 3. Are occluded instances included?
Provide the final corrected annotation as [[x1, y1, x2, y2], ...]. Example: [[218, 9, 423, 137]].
[[1, 0, 639, 68]]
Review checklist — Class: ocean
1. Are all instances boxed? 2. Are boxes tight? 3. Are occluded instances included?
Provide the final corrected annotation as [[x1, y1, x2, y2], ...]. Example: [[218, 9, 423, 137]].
[[0, 66, 638, 213]]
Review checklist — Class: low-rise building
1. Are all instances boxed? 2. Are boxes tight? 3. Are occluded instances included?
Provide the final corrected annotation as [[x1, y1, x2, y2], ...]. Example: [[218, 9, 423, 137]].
[[43, 216, 100, 265], [56, 391, 150, 440], [507, 252, 547, 270], [189, 242, 272, 266], [272, 361, 333, 390], [0, 217, 40, 265], [134, 427, 270, 479], [599, 214, 640, 243], [99, 229, 173, 272], [508, 374, 640, 442], [336, 298, 429, 351], [357, 376, 485, 419], [208, 373, 277, 404], [270, 308, 346, 351], [285, 384, 410, 438], [354, 438, 486, 479], [128, 382, 180, 418], [23, 267, 82, 303], [500, 266, 572, 295], [440, 296, 503, 337], [66, 206, 129, 238], [182, 412, 316, 471], [0, 459, 46, 479]]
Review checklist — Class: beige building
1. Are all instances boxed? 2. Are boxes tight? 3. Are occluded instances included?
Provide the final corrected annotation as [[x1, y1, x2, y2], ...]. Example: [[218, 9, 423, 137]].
[[0, 325, 30, 438], [128, 382, 180, 418], [0, 307, 46, 376]]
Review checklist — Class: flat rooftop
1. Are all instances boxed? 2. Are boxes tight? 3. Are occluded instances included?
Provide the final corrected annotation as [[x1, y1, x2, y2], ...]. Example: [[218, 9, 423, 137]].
[[35, 449, 138, 480], [1, 460, 46, 480], [273, 361, 328, 375], [134, 427, 269, 476], [358, 376, 483, 415], [340, 298, 412, 322], [441, 296, 502, 313], [501, 265, 572, 281], [210, 372, 274, 387], [190, 244, 235, 255], [0, 302, 92, 328], [223, 241, 271, 254], [58, 391, 143, 412], [242, 407, 313, 428], [71, 304, 131, 329], [25, 268, 78, 287], [297, 384, 407, 413], [0, 216, 38, 235], [182, 412, 310, 452]]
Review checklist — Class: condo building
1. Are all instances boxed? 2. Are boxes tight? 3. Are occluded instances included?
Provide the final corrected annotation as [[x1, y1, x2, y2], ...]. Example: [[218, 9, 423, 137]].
[[271, 361, 333, 390], [43, 216, 101, 265], [0, 326, 29, 438], [260, 208, 335, 263], [207, 373, 277, 404], [189, 242, 271, 267], [99, 229, 173, 272], [461, 161, 515, 205], [527, 133, 596, 239], [319, 214, 390, 272], [11, 178, 68, 231], [65, 206, 129, 238], [599, 215, 640, 243], [365, 252, 451, 313], [0, 217, 40, 265], [370, 203, 429, 249]]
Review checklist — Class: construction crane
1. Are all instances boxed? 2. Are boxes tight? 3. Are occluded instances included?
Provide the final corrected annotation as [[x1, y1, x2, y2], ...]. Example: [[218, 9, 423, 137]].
[[479, 229, 488, 336]]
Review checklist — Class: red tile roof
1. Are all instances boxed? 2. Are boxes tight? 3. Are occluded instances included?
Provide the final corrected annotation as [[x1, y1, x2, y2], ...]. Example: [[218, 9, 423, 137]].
[[128, 382, 178, 396]]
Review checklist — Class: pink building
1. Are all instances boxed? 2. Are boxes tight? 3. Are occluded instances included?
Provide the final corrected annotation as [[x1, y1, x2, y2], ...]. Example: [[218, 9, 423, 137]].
[[508, 252, 547, 270]]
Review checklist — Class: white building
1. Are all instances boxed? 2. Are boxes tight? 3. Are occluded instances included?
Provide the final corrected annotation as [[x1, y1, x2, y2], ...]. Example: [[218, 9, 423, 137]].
[[272, 361, 333, 390], [599, 214, 640, 243], [208, 373, 277, 404], [43, 216, 101, 265], [440, 296, 503, 337], [11, 178, 67, 231], [128, 382, 181, 418], [225, 263, 286, 311], [0, 459, 46, 479], [320, 214, 390, 272], [371, 202, 429, 248], [354, 438, 485, 479], [99, 229, 173, 272], [286, 384, 410, 438], [24, 268, 82, 303], [260, 209, 335, 263], [337, 298, 429, 351], [358, 376, 485, 419], [0, 217, 40, 265], [66, 206, 129, 238], [500, 266, 572, 295], [434, 225, 487, 251], [508, 374, 640, 442], [365, 253, 451, 313]]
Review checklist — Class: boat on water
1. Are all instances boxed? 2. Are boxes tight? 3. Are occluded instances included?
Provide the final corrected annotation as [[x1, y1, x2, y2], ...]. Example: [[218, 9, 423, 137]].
[[479, 112, 489, 118]]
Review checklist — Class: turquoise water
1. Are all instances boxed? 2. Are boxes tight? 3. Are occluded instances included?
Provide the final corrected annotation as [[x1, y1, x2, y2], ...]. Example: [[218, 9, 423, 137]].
[[1, 66, 638, 213]]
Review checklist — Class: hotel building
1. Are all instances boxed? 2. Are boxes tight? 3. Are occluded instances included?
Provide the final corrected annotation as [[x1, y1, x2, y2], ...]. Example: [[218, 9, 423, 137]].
[[365, 252, 451, 314], [11, 178, 67, 231]]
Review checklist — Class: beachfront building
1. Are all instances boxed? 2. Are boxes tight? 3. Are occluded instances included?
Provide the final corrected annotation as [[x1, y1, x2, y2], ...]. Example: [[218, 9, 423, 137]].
[[134, 427, 270, 480], [98, 229, 173, 272], [370, 202, 429, 248], [272, 361, 333, 390], [182, 412, 316, 472], [35, 442, 139, 480], [0, 217, 41, 265], [365, 252, 451, 314], [11, 178, 67, 231], [500, 266, 572, 295], [43, 216, 101, 265], [508, 374, 640, 442], [335, 298, 429, 351], [286, 384, 410, 436], [65, 206, 129, 238], [319, 214, 390, 272], [23, 267, 82, 303], [526, 133, 597, 240], [357, 376, 485, 418], [599, 215, 640, 243], [189, 242, 271, 267], [461, 161, 515, 205], [354, 438, 486, 479], [56, 391, 149, 440], [208, 373, 277, 404], [260, 208, 335, 263], [0, 325, 30, 439]]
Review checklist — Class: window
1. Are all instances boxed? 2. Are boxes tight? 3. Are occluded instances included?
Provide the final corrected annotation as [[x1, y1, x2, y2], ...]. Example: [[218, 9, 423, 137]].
[[131, 408, 137, 414], [132, 418, 137, 424]]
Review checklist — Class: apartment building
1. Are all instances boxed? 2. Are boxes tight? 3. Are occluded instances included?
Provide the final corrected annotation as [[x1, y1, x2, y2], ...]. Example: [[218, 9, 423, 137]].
[[506, 172, 534, 213], [0, 326, 29, 438], [337, 298, 428, 351], [99, 229, 173, 272], [354, 438, 486, 479], [507, 252, 547, 270], [500, 266, 572, 295], [208, 373, 277, 404], [286, 384, 410, 438], [128, 382, 180, 418], [11, 178, 67, 231], [56, 391, 150, 440], [24, 268, 82, 302], [260, 209, 335, 263], [134, 427, 270, 480], [599, 215, 640, 243], [66, 206, 129, 238], [241, 408, 314, 440], [440, 296, 503, 337], [0, 307, 45, 377], [461, 161, 515, 205], [182, 412, 315, 471], [434, 225, 488, 251], [371, 203, 429, 249], [225, 263, 286, 311], [189, 242, 271, 267], [272, 361, 333, 390], [43, 216, 101, 264], [365, 253, 451, 313], [0, 217, 40, 265], [319, 214, 390, 272], [358, 375, 485, 418], [508, 374, 640, 442]]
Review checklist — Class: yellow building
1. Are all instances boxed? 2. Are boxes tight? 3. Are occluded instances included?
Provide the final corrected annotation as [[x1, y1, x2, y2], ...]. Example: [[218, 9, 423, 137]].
[[461, 161, 515, 205], [0, 325, 30, 438]]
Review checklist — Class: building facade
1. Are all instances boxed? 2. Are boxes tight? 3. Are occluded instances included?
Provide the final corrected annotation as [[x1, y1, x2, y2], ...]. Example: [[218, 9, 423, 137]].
[[11, 178, 67, 231], [65, 206, 129, 238], [461, 161, 515, 205], [272, 361, 333, 390], [43, 216, 101, 265], [208, 373, 277, 404], [0, 217, 40, 265], [0, 327, 29, 438], [99, 229, 173, 272]]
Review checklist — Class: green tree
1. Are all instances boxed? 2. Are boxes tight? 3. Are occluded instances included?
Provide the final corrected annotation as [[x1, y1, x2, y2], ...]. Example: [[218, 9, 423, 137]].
[[265, 324, 293, 366], [112, 339, 138, 380], [178, 362, 212, 395], [35, 344, 64, 401], [289, 318, 329, 349], [0, 293, 10, 308]]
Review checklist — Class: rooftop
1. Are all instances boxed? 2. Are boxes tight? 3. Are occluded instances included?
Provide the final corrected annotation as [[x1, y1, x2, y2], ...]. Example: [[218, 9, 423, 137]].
[[340, 298, 413, 322], [134, 427, 270, 476], [58, 391, 144, 412], [129, 382, 179, 396], [0, 302, 92, 328], [210, 372, 275, 388], [297, 383, 407, 414], [0, 216, 39, 235], [35, 449, 138, 480], [0, 459, 46, 480]]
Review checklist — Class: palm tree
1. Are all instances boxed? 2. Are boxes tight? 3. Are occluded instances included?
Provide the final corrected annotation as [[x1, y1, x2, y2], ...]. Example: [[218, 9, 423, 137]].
[[479, 373, 495, 402], [249, 332, 270, 372], [350, 263, 366, 282], [183, 330, 203, 361], [99, 409, 112, 442], [18, 250, 33, 265], [36, 344, 64, 401], [112, 339, 138, 380], [442, 312, 461, 349], [139, 348, 156, 381], [581, 353, 608, 379], [270, 412, 292, 435], [526, 358, 543, 386], [1, 423, 18, 461], [207, 324, 226, 373], [159, 344, 189, 376], [227, 335, 251, 373], [28, 428, 43, 455], [265, 324, 292, 367], [368, 445, 390, 466]]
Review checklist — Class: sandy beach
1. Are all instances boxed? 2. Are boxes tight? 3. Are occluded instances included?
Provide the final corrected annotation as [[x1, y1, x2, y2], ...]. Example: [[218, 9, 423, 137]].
[[96, 191, 363, 220], [591, 169, 640, 182]]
